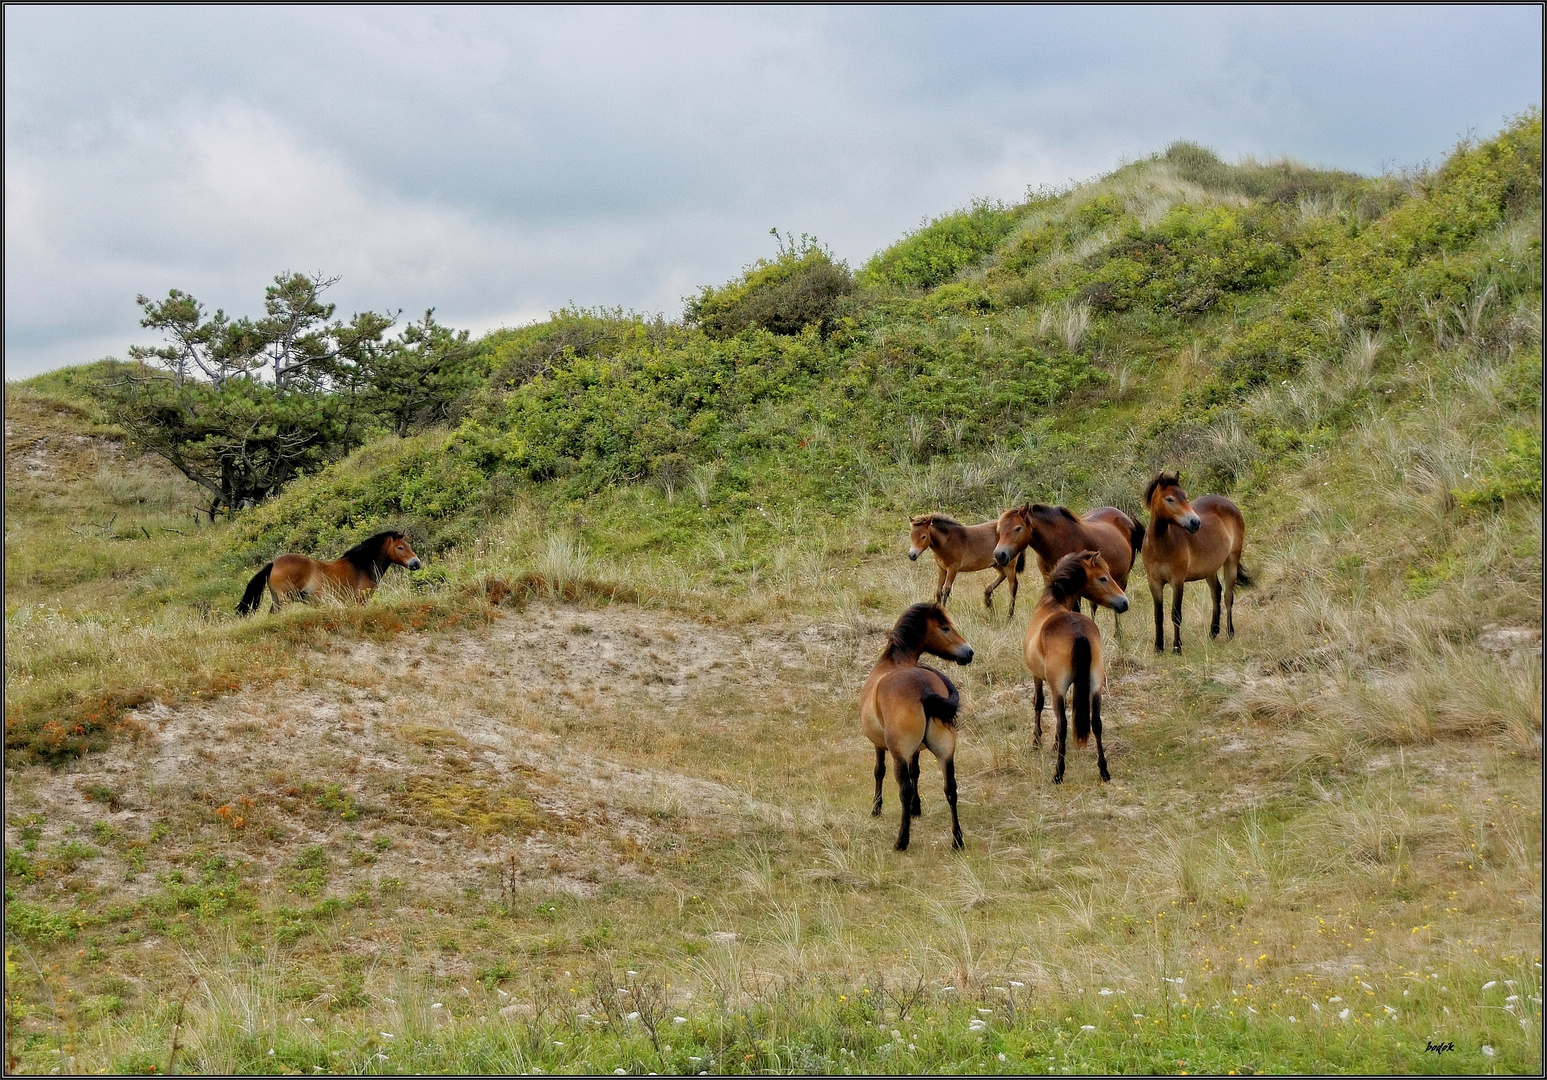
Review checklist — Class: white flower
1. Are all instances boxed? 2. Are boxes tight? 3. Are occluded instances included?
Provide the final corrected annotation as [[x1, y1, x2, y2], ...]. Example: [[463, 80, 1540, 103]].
[[1359, 981, 1373, 990], [432, 1002, 444, 1010], [1482, 1045, 1495, 1057], [977, 1008, 993, 1015], [891, 1030, 902, 1040], [1328, 996, 1342, 1003], [968, 1018, 988, 1031], [941, 986, 956, 992], [998, 1054, 1008, 1062], [673, 1016, 688, 1024], [1288, 1016, 1297, 1023], [552, 1041, 564, 1047], [1161, 976, 1183, 984], [1098, 988, 1113, 996], [1080, 1025, 1095, 1032], [497, 989, 510, 998], [1482, 981, 1497, 990], [1247, 1006, 1258, 1014], [627, 970, 640, 976], [380, 1032, 395, 1039], [375, 1054, 388, 1062], [618, 988, 632, 996], [1382, 1005, 1397, 1015], [615, 1069, 628, 1075], [627, 1011, 640, 1021], [302, 1017, 315, 1024], [1310, 1002, 1320, 1012], [1009, 981, 1025, 988], [1337, 1008, 1350, 1020], [383, 997, 397, 1005]]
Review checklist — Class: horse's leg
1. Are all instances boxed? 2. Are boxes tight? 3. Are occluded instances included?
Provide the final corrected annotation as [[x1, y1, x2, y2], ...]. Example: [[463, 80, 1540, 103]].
[[1224, 560, 1239, 639], [984, 568, 1003, 609], [1093, 692, 1110, 782], [944, 756, 962, 850], [1170, 580, 1185, 654], [1152, 584, 1166, 653], [934, 562, 948, 605], [909, 750, 923, 817], [1208, 573, 1223, 639], [1053, 690, 1069, 784], [1006, 561, 1019, 619], [871, 747, 886, 816], [942, 567, 957, 604], [893, 750, 914, 851], [1032, 678, 1045, 747]]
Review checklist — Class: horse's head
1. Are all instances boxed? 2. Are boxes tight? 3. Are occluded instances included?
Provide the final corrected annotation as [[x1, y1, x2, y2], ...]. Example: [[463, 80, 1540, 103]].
[[992, 505, 1032, 567], [1143, 472, 1201, 533], [1049, 551, 1129, 612], [888, 602, 974, 665], [385, 533, 423, 571], [907, 515, 933, 561]]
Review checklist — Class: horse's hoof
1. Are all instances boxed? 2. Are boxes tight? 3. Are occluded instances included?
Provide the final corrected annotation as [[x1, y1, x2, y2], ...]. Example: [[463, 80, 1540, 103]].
[[952, 837, 964, 850], [1053, 774, 1064, 785], [871, 807, 881, 817], [1100, 771, 1111, 783], [894, 841, 909, 852]]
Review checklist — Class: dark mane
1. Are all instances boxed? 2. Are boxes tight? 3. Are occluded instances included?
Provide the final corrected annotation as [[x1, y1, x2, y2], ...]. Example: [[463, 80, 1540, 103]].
[[1143, 472, 1180, 505], [886, 602, 944, 660], [1029, 503, 1079, 524], [1047, 552, 1091, 602], [342, 531, 404, 580]]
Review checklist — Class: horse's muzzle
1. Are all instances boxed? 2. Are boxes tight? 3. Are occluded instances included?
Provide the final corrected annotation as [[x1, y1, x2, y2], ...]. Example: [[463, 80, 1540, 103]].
[[907, 549, 921, 561], [954, 645, 974, 664], [993, 546, 1010, 567], [1184, 516, 1201, 533], [408, 558, 423, 570], [1110, 595, 1130, 613]]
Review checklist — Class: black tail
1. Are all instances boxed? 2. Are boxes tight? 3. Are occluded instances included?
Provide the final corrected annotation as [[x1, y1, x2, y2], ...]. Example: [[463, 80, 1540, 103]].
[[237, 563, 273, 615], [1071, 636, 1092, 747], [1129, 519, 1145, 556], [1235, 562, 1253, 587], [1015, 548, 1026, 573], [919, 665, 960, 726]]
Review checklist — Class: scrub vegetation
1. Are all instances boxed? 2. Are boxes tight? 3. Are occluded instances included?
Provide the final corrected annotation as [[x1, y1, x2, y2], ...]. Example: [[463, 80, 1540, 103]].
[[4, 111, 1541, 1074]]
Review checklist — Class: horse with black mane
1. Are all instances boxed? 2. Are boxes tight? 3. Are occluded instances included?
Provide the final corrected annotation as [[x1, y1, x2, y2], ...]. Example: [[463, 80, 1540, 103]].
[[1140, 472, 1250, 653], [990, 503, 1142, 618], [908, 513, 1024, 611], [859, 603, 975, 851], [237, 531, 422, 615]]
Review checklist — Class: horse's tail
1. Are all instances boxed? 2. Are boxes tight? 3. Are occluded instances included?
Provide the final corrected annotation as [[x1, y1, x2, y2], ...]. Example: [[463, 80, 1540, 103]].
[[237, 563, 274, 616], [919, 666, 960, 727], [1015, 548, 1026, 573], [1235, 562, 1254, 587], [1129, 518, 1145, 557], [1071, 636, 1092, 747]]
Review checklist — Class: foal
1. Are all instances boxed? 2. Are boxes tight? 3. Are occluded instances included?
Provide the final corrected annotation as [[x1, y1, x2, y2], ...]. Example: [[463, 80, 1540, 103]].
[[908, 513, 1024, 610], [859, 603, 974, 851], [991, 503, 1143, 617], [1140, 472, 1250, 653], [237, 531, 422, 615], [1023, 552, 1129, 783]]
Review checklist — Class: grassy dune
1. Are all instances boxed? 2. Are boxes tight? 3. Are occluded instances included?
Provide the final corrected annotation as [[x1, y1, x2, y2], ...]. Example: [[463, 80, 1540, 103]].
[[4, 118, 1541, 1074]]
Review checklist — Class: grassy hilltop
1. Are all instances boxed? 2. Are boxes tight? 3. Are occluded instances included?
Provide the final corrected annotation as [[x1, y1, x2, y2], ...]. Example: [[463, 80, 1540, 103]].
[[3, 113, 1542, 1073]]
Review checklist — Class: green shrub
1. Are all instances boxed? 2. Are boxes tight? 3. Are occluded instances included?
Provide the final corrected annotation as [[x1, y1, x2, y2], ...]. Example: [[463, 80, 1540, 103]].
[[688, 237, 853, 338], [861, 199, 1023, 290]]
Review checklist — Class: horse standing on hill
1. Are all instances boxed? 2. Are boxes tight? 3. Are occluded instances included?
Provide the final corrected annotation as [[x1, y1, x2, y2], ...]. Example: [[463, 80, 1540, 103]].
[[1140, 472, 1250, 653], [1022, 551, 1130, 784], [990, 503, 1143, 618], [237, 531, 422, 615], [859, 603, 975, 852], [908, 513, 1025, 611]]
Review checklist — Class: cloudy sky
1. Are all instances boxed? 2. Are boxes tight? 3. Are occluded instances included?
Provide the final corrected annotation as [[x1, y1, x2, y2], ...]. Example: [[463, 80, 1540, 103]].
[[5, 5, 1541, 377]]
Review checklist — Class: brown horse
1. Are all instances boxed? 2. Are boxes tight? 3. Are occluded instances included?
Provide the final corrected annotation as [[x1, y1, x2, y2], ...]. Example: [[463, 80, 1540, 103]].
[[1140, 472, 1250, 653], [990, 503, 1143, 617], [908, 513, 1024, 610], [237, 531, 422, 615], [859, 603, 974, 851], [1023, 551, 1129, 783]]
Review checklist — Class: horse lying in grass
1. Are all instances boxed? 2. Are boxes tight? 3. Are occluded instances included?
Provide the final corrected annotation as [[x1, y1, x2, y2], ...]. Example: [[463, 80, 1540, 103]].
[[859, 602, 974, 852], [1140, 472, 1250, 654], [990, 503, 1142, 618], [1023, 551, 1129, 784], [908, 513, 1025, 611], [237, 531, 422, 615]]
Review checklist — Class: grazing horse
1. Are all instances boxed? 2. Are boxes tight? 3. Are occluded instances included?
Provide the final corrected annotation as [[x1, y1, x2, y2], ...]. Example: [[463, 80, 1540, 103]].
[[990, 503, 1143, 617], [908, 513, 1024, 610], [859, 603, 974, 851], [1140, 472, 1250, 654], [1024, 551, 1130, 783], [237, 531, 422, 615]]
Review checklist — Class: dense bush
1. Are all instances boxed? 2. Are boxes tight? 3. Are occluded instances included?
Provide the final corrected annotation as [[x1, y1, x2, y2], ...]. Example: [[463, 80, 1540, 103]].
[[861, 200, 1024, 291], [687, 236, 853, 338]]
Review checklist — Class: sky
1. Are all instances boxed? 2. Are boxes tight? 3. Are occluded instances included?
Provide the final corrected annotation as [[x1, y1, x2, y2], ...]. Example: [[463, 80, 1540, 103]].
[[4, 5, 1541, 378]]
